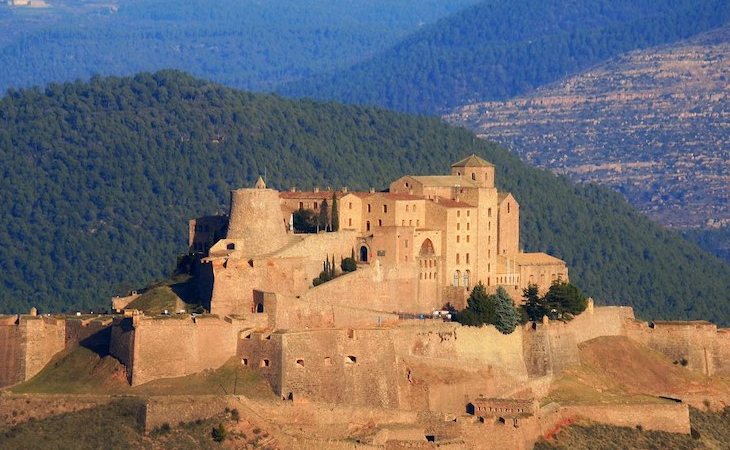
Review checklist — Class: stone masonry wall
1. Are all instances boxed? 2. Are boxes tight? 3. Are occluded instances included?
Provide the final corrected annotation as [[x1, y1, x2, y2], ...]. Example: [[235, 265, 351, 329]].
[[142, 395, 228, 433], [558, 403, 690, 434], [237, 331, 284, 394], [23, 317, 65, 382], [280, 329, 400, 408], [111, 315, 242, 386], [0, 317, 23, 388]]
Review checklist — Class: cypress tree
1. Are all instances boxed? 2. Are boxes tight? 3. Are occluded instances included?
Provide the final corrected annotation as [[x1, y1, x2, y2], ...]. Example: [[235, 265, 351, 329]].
[[331, 191, 339, 231]]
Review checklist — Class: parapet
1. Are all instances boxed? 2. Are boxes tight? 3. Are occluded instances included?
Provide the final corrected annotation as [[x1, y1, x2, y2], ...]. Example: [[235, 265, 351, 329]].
[[226, 188, 288, 257]]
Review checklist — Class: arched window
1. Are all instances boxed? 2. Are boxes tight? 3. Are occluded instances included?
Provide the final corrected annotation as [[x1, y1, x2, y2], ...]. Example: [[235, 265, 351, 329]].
[[420, 239, 435, 256], [366, 221, 371, 231], [464, 270, 471, 289], [453, 270, 461, 287], [471, 173, 476, 180]]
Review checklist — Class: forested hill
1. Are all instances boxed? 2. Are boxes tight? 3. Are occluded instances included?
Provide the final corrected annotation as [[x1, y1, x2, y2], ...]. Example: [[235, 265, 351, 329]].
[[0, 72, 728, 324], [281, 0, 730, 114], [0, 0, 479, 93]]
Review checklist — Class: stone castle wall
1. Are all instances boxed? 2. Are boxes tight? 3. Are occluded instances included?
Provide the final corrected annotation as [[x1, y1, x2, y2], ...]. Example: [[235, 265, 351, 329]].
[[0, 317, 24, 388], [280, 328, 400, 408], [626, 320, 730, 377], [237, 331, 284, 394], [109, 315, 242, 386]]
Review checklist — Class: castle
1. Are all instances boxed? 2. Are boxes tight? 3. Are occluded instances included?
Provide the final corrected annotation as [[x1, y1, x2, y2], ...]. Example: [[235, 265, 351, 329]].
[[2, 155, 729, 448], [196, 154, 567, 318]]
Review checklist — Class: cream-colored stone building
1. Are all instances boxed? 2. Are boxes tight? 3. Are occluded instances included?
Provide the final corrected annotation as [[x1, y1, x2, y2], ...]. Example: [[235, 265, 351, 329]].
[[201, 155, 567, 317]]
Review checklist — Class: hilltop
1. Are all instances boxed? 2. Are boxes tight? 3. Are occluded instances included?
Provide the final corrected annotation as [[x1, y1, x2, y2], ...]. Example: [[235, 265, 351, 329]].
[[281, 0, 730, 114], [446, 26, 730, 236], [0, 71, 728, 323]]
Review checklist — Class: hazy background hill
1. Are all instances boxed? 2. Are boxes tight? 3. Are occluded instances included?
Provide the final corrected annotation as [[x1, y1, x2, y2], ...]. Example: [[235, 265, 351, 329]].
[[445, 26, 730, 259], [281, 0, 730, 114], [0, 0, 480, 93], [0, 72, 728, 324]]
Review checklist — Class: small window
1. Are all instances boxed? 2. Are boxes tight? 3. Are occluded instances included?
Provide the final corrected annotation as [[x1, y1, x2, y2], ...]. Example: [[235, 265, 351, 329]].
[[383, 205, 388, 213], [406, 205, 409, 212], [367, 204, 371, 212], [345, 355, 357, 364], [467, 210, 470, 217], [413, 204, 417, 211], [299, 202, 304, 209], [378, 219, 382, 227], [296, 359, 304, 367], [467, 223, 470, 231], [457, 223, 460, 230], [466, 253, 470, 264], [241, 358, 248, 366], [457, 235, 460, 243], [457, 210, 460, 217], [466, 235, 470, 243], [366, 221, 371, 231], [314, 202, 318, 210], [349, 202, 352, 209], [405, 239, 408, 248], [488, 208, 492, 217], [227, 243, 235, 250], [324, 357, 332, 366], [260, 359, 270, 368], [417, 220, 420, 226], [348, 218, 352, 226], [456, 253, 460, 264], [507, 202, 511, 213], [471, 173, 476, 180]]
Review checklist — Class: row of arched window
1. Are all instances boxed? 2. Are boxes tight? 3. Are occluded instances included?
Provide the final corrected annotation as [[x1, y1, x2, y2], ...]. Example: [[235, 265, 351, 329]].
[[453, 270, 471, 288]]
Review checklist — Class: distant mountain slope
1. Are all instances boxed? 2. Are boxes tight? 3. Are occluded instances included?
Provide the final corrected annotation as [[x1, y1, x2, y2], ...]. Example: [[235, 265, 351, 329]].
[[0, 0, 480, 93], [445, 26, 730, 234], [0, 72, 728, 324], [281, 0, 730, 114]]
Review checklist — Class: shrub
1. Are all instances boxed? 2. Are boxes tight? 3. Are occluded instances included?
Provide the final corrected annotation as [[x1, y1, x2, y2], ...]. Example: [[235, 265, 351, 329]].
[[341, 257, 357, 272], [230, 408, 240, 422], [212, 423, 227, 442]]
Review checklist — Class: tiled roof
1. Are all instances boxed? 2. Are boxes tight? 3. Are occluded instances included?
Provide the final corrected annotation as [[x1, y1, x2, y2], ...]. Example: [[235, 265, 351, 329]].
[[513, 252, 565, 266], [451, 154, 495, 168], [430, 197, 475, 208]]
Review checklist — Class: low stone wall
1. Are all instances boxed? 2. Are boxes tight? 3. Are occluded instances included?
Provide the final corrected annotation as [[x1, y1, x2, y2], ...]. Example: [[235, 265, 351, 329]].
[[141, 395, 228, 433]]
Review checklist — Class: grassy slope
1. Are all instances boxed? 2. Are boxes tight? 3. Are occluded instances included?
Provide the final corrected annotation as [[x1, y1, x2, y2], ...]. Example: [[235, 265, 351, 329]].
[[0, 72, 728, 323], [12, 347, 274, 399]]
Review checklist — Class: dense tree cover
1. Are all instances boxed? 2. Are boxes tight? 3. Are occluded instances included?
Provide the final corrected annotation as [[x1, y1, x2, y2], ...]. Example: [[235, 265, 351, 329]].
[[522, 282, 588, 322], [456, 284, 520, 334], [282, 0, 730, 113], [0, 0, 480, 93], [683, 227, 730, 264], [0, 72, 728, 324]]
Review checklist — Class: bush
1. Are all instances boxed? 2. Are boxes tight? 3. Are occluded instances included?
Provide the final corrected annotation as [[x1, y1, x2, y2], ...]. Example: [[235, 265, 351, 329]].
[[341, 257, 357, 272], [230, 408, 240, 422], [212, 423, 227, 442]]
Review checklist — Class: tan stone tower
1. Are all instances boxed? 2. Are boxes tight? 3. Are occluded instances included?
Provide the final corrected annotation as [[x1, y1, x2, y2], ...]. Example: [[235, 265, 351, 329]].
[[226, 177, 288, 257]]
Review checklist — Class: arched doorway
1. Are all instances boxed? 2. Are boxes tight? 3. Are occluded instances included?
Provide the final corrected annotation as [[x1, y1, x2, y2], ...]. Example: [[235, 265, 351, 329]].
[[359, 245, 369, 262]]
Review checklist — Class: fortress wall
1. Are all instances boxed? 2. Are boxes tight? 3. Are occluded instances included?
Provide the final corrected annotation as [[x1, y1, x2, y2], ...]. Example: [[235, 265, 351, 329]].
[[237, 332, 283, 394], [22, 317, 66, 382], [625, 320, 727, 376], [142, 395, 227, 433], [64, 318, 113, 351], [279, 328, 400, 408], [0, 319, 23, 388], [124, 316, 239, 386], [558, 403, 690, 434], [522, 306, 634, 376], [209, 257, 315, 316], [109, 317, 136, 383], [390, 323, 528, 380], [273, 230, 356, 260], [300, 262, 437, 314]]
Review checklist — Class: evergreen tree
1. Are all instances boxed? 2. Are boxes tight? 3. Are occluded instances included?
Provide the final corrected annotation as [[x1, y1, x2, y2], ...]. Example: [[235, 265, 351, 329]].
[[318, 199, 330, 231], [456, 282, 495, 326], [331, 191, 339, 231], [493, 287, 520, 334], [522, 283, 547, 322], [544, 280, 588, 317]]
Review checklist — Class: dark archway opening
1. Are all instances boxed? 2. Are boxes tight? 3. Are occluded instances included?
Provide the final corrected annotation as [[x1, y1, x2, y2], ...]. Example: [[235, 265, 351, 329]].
[[256, 303, 264, 313], [359, 246, 368, 262]]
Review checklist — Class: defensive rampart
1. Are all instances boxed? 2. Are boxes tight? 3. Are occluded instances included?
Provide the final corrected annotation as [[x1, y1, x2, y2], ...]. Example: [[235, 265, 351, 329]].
[[109, 315, 243, 386], [0, 315, 65, 388]]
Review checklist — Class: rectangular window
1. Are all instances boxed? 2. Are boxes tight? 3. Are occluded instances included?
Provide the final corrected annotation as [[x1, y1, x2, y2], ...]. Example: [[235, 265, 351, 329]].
[[299, 202, 304, 209], [349, 202, 352, 209], [383, 205, 388, 213], [456, 236, 460, 243], [467, 210, 470, 217], [367, 204, 371, 212], [457, 223, 460, 230], [467, 223, 470, 231], [456, 253, 460, 264], [457, 210, 460, 217], [417, 219, 420, 226], [466, 235, 470, 243], [405, 239, 408, 248], [314, 202, 318, 210], [466, 253, 470, 264], [348, 218, 352, 226]]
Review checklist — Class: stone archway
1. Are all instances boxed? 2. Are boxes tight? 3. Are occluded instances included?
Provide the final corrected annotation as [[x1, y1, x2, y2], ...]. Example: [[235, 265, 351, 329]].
[[359, 245, 369, 262]]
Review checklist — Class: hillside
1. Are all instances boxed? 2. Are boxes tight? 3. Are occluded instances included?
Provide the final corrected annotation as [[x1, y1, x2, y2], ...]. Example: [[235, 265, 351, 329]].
[[446, 27, 730, 237], [281, 0, 730, 114], [0, 72, 729, 323], [0, 0, 479, 93]]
